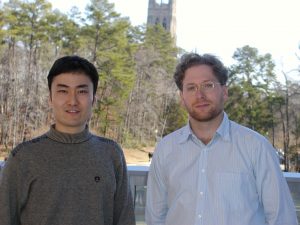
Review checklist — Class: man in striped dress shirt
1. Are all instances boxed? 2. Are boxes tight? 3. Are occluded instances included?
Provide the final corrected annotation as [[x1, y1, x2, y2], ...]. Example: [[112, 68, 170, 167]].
[[146, 53, 298, 225]]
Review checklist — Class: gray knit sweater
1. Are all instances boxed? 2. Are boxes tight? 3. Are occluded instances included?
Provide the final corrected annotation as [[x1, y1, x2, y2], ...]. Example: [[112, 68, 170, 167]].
[[0, 125, 135, 225]]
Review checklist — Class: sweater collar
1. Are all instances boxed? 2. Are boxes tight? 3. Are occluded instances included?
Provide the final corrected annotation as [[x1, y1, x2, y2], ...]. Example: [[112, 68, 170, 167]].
[[46, 124, 92, 144]]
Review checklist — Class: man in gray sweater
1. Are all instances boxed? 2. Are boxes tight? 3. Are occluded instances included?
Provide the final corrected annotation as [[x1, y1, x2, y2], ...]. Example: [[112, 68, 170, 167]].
[[0, 56, 135, 225]]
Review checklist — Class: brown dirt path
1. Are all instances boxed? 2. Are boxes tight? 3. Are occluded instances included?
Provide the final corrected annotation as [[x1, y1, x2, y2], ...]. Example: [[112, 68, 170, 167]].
[[123, 147, 154, 165]]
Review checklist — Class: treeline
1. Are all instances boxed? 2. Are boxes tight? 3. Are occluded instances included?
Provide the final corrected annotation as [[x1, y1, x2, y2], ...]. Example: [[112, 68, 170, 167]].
[[0, 0, 299, 171]]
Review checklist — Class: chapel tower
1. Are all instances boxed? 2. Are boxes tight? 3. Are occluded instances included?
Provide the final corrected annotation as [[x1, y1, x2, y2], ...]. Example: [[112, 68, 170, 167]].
[[147, 0, 177, 42]]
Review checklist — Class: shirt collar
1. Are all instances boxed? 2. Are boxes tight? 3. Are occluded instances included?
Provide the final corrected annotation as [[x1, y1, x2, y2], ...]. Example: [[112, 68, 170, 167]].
[[178, 123, 192, 144], [46, 124, 92, 144], [177, 112, 231, 144], [216, 112, 231, 142]]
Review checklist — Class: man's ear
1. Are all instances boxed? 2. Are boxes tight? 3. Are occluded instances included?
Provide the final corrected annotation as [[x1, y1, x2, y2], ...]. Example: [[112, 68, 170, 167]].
[[92, 95, 97, 105], [223, 86, 228, 102], [179, 90, 185, 107], [48, 92, 52, 107]]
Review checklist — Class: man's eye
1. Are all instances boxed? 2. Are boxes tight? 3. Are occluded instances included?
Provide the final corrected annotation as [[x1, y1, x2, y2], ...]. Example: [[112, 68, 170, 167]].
[[187, 86, 197, 91], [203, 83, 214, 89], [78, 90, 88, 94], [57, 90, 67, 93]]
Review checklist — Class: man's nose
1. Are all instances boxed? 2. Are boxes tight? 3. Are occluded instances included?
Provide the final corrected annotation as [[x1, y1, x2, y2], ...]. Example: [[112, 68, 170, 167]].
[[67, 91, 78, 105], [195, 87, 206, 98]]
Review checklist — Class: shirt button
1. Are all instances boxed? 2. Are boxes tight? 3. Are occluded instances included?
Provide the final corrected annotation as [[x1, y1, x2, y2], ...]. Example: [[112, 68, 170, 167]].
[[201, 169, 205, 173], [198, 214, 202, 219], [200, 192, 203, 195]]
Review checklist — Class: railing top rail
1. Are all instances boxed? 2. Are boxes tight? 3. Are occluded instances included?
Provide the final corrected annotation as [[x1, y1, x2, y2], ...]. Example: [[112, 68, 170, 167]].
[[284, 172, 300, 182]]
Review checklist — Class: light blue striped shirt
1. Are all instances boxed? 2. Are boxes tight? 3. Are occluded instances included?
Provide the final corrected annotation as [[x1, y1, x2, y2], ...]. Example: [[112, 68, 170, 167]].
[[146, 113, 298, 225]]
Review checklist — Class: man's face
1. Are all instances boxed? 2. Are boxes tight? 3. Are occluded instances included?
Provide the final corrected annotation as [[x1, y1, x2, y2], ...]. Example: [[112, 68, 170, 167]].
[[49, 72, 95, 134], [180, 64, 228, 123]]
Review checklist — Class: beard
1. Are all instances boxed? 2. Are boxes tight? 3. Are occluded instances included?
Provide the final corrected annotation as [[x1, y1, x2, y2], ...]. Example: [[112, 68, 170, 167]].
[[182, 98, 224, 122], [189, 106, 223, 122]]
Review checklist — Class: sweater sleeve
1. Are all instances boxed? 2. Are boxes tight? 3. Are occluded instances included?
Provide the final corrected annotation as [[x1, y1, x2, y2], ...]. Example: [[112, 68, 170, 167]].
[[0, 153, 23, 225], [112, 144, 136, 225]]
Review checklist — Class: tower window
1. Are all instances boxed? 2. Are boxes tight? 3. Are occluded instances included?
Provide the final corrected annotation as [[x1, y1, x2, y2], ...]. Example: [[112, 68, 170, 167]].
[[155, 17, 160, 25], [155, 0, 169, 5], [163, 18, 167, 29]]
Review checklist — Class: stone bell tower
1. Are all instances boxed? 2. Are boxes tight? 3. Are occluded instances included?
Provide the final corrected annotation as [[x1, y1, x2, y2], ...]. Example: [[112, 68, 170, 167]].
[[147, 0, 177, 42]]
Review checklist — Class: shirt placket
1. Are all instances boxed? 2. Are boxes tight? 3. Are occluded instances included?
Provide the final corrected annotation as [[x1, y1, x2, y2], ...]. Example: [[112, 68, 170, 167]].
[[193, 137, 209, 225]]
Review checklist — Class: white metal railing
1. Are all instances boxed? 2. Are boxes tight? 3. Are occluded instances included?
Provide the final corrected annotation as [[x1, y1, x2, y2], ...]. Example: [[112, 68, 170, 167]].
[[127, 165, 300, 225], [0, 161, 4, 171], [285, 172, 300, 224]]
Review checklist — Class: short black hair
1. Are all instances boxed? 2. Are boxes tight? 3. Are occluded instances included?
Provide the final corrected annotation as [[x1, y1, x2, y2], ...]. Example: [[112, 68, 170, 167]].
[[47, 55, 99, 95], [174, 53, 228, 90]]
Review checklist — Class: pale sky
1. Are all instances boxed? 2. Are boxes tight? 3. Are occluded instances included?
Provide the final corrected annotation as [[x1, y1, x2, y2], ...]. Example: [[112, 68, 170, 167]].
[[49, 0, 300, 81]]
